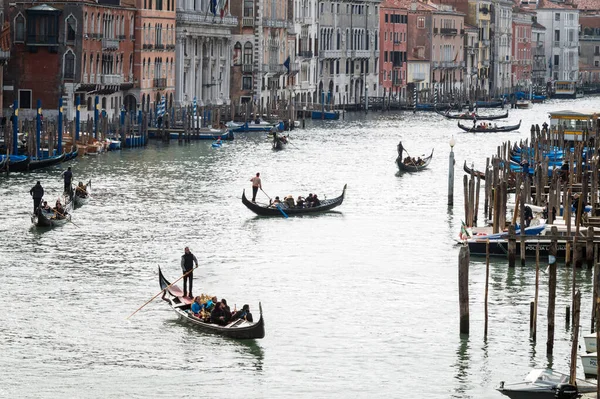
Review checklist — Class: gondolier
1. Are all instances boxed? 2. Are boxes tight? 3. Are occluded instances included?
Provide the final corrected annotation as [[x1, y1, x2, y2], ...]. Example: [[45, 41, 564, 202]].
[[181, 247, 198, 298], [62, 166, 73, 195], [29, 181, 44, 213], [250, 172, 262, 203]]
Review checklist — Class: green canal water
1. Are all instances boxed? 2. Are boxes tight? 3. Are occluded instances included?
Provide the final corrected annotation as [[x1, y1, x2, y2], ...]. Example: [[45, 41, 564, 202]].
[[1, 97, 599, 398]]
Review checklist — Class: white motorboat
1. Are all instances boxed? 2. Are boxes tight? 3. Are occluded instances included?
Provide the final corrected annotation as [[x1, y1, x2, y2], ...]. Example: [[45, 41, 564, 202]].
[[584, 332, 596, 353], [497, 368, 596, 399], [581, 352, 599, 377]]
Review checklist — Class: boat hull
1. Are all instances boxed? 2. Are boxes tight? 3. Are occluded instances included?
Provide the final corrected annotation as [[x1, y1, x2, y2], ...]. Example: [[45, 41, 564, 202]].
[[467, 239, 568, 258], [584, 333, 596, 353], [581, 352, 598, 377], [242, 185, 347, 216], [311, 111, 339, 120]]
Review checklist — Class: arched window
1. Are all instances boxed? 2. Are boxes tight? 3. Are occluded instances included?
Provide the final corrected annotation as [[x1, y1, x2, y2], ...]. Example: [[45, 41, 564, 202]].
[[87, 96, 93, 110], [234, 42, 242, 65], [66, 15, 76, 44], [84, 12, 88, 34], [243, 42, 252, 65], [143, 59, 146, 79], [64, 51, 75, 79], [90, 13, 94, 35], [130, 16, 134, 38], [15, 14, 25, 42]]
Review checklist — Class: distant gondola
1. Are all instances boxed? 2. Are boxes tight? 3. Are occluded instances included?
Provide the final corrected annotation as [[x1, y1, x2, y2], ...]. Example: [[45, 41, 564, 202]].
[[31, 208, 71, 228], [271, 133, 287, 150], [437, 110, 509, 120], [463, 161, 486, 180], [458, 120, 521, 133], [158, 267, 265, 340], [396, 141, 433, 172], [28, 152, 66, 171], [242, 184, 347, 216], [72, 180, 91, 208]]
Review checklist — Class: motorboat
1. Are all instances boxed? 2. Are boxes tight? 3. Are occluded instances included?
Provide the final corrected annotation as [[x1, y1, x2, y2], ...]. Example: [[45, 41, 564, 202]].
[[584, 332, 596, 353], [497, 368, 596, 399], [581, 352, 599, 377]]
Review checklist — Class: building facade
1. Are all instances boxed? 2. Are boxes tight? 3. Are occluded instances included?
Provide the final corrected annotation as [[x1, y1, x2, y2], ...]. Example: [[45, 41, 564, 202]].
[[490, 0, 512, 95], [466, 0, 491, 98], [379, 0, 408, 101], [464, 24, 479, 99], [579, 13, 600, 85], [174, 0, 237, 108], [292, 0, 318, 106], [531, 21, 547, 90], [511, 8, 533, 91]]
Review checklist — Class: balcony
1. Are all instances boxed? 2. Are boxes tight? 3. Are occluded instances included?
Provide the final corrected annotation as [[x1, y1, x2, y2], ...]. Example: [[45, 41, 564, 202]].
[[289, 63, 300, 74], [242, 64, 253, 73], [352, 50, 370, 59], [102, 38, 119, 50], [298, 50, 313, 58], [242, 17, 254, 27], [433, 28, 438, 34], [262, 64, 287, 75], [155, 44, 165, 50], [118, 34, 126, 40], [481, 40, 490, 47], [440, 28, 457, 36], [553, 41, 561, 48], [432, 61, 440, 68], [264, 18, 291, 29], [154, 78, 166, 88], [176, 13, 237, 27], [413, 72, 426, 81], [392, 79, 403, 87], [470, 67, 478, 74], [130, 34, 135, 41], [482, 60, 490, 67], [0, 49, 9, 61], [319, 50, 342, 59], [101, 74, 123, 85]]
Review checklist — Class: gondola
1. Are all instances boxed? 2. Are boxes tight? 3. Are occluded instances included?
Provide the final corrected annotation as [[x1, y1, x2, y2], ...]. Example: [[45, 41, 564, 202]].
[[463, 161, 486, 179], [72, 180, 91, 207], [242, 184, 347, 216], [396, 141, 433, 172], [31, 208, 71, 228], [437, 110, 509, 120], [271, 133, 287, 150], [63, 145, 79, 162], [458, 120, 521, 133], [6, 155, 31, 172], [28, 152, 66, 171], [0, 156, 6, 172], [158, 267, 265, 339]]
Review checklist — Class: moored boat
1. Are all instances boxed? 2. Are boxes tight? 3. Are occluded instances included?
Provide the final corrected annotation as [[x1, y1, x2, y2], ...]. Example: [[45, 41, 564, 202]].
[[169, 129, 233, 140], [438, 110, 509, 120], [5, 155, 31, 172], [28, 152, 66, 171], [458, 120, 521, 133], [497, 368, 596, 399], [311, 110, 340, 120], [228, 120, 277, 132], [584, 332, 596, 353], [158, 267, 265, 339], [396, 141, 433, 172], [463, 161, 486, 179], [581, 352, 599, 377], [242, 184, 347, 216]]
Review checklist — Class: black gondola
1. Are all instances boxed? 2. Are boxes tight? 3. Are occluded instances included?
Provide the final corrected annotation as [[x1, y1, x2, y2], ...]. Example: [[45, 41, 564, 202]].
[[30, 208, 71, 228], [242, 184, 347, 216], [463, 161, 486, 179], [458, 120, 521, 133], [396, 141, 433, 172], [63, 145, 79, 162], [72, 179, 91, 207], [437, 110, 509, 120], [158, 267, 265, 339], [6, 156, 31, 172], [271, 133, 287, 150], [28, 152, 66, 171]]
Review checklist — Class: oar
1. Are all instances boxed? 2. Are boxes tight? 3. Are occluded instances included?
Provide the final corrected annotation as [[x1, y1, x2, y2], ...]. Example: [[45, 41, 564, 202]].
[[127, 265, 199, 320], [52, 208, 80, 228], [402, 149, 420, 170], [276, 203, 289, 218], [261, 188, 271, 201]]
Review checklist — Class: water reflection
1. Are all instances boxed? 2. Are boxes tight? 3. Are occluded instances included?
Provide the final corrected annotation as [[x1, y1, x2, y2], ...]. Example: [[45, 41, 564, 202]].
[[452, 335, 471, 398]]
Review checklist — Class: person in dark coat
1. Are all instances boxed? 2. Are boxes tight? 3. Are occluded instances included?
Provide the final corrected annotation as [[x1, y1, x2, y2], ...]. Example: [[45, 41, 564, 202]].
[[62, 167, 73, 195], [210, 302, 226, 325], [231, 304, 253, 322], [221, 299, 232, 324], [30, 181, 44, 213], [524, 206, 533, 227], [180, 247, 199, 298]]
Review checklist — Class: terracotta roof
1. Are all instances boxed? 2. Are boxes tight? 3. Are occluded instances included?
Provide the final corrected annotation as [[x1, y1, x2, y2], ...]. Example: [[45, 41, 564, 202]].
[[581, 15, 600, 28], [532, 21, 547, 29], [537, 0, 578, 10], [572, 0, 600, 10], [380, 0, 412, 8]]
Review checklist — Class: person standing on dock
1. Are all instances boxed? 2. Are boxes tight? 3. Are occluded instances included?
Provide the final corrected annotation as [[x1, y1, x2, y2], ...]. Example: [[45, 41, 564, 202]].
[[29, 181, 44, 213], [181, 247, 198, 298], [250, 172, 262, 203], [62, 167, 73, 196]]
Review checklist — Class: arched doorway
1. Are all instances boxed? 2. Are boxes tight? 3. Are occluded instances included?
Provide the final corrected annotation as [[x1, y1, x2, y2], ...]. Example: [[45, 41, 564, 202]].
[[124, 94, 138, 112], [318, 81, 324, 104]]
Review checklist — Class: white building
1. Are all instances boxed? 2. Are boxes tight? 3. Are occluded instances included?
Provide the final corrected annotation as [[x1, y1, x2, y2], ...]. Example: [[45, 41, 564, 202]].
[[174, 1, 237, 107], [292, 0, 318, 106], [491, 0, 513, 95]]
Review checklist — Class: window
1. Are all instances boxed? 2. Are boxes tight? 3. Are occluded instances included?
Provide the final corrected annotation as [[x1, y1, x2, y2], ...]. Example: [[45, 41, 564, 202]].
[[554, 30, 560, 42], [555, 13, 560, 21], [554, 54, 559, 66], [417, 16, 425, 29], [242, 76, 252, 90], [385, 14, 388, 23], [243, 0, 253, 17], [15, 14, 25, 42], [66, 15, 76, 43], [243, 42, 252, 64], [595, 60, 599, 67], [64, 51, 75, 78], [233, 42, 242, 65], [19, 89, 32, 109]]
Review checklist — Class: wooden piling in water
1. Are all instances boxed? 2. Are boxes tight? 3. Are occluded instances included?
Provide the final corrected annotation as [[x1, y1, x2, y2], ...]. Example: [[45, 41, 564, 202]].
[[459, 245, 470, 334], [533, 243, 539, 340], [547, 226, 558, 355], [569, 290, 581, 386], [508, 225, 516, 267]]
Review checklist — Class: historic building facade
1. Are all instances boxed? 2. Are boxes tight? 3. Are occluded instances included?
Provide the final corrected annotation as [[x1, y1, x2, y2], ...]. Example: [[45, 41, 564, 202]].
[[490, 0, 512, 95], [292, 0, 318, 106], [379, 0, 408, 100], [531, 21, 547, 90], [511, 8, 533, 91], [174, 1, 237, 108]]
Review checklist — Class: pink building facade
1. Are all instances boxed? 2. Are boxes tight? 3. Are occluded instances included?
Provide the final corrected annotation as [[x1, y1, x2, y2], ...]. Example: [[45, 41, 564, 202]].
[[379, 0, 408, 100], [512, 9, 533, 90]]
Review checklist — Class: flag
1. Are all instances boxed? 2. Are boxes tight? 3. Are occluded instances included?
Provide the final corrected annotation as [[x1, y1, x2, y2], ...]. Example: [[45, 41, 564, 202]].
[[219, 0, 228, 19], [210, 0, 217, 15], [452, 51, 459, 62], [460, 220, 471, 241], [192, 96, 197, 117], [157, 95, 166, 118], [283, 56, 290, 73]]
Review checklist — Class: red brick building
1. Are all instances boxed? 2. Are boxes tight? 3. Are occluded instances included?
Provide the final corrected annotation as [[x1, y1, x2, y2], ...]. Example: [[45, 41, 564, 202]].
[[379, 0, 408, 100], [511, 7, 533, 90], [6, 1, 136, 119]]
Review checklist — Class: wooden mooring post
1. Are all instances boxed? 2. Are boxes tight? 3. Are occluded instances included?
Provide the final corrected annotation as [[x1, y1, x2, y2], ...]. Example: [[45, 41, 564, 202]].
[[569, 290, 581, 386], [459, 245, 469, 334], [547, 226, 558, 355], [484, 240, 490, 338]]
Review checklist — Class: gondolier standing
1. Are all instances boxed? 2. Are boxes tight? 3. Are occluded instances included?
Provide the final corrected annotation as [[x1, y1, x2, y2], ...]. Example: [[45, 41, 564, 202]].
[[181, 247, 198, 298], [250, 172, 262, 203], [30, 181, 44, 213], [62, 166, 73, 196]]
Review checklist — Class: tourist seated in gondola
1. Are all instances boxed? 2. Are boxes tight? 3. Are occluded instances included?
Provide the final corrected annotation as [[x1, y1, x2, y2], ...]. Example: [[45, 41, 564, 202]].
[[204, 296, 217, 313], [231, 304, 253, 322], [312, 194, 321, 207], [53, 201, 67, 219], [41, 201, 51, 212], [210, 302, 227, 326], [221, 299, 232, 324], [296, 196, 305, 208], [280, 135, 288, 144], [191, 296, 204, 316], [283, 195, 295, 208], [306, 194, 314, 207], [76, 182, 88, 198], [270, 196, 282, 207]]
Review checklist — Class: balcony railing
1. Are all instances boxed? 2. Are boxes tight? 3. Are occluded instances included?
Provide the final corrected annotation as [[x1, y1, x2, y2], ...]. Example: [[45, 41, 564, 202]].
[[319, 50, 342, 59], [118, 34, 126, 40], [553, 41, 561, 47], [433, 28, 438, 34], [102, 38, 119, 50], [413, 72, 426, 81], [242, 64, 253, 73], [242, 17, 254, 27], [440, 28, 457, 35], [352, 50, 370, 59], [154, 77, 166, 88], [176, 13, 237, 27], [298, 50, 313, 58], [101, 74, 123, 85], [432, 61, 440, 68], [263, 64, 287, 74], [264, 19, 291, 29], [155, 44, 165, 50], [482, 60, 490, 67], [481, 40, 490, 47], [290, 63, 300, 73]]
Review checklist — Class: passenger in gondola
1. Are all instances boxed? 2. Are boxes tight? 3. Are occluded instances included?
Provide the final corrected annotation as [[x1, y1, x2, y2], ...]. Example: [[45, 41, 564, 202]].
[[76, 181, 88, 198], [416, 157, 423, 166], [231, 304, 253, 322], [306, 194, 314, 207], [210, 302, 227, 325], [312, 194, 321, 207], [270, 196, 282, 207], [41, 201, 51, 212], [283, 195, 295, 208], [221, 299, 232, 324], [191, 296, 203, 316], [296, 196, 305, 208], [53, 200, 67, 219]]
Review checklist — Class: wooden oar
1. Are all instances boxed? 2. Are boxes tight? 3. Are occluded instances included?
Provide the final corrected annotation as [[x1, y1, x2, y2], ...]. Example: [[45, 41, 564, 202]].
[[260, 188, 272, 201], [127, 265, 199, 320], [52, 208, 80, 228], [276, 203, 289, 218]]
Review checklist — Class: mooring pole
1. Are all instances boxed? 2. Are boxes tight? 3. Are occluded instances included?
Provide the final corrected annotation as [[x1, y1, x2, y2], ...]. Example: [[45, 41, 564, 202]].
[[547, 226, 558, 355], [12, 99, 18, 155], [448, 136, 456, 206], [459, 245, 469, 334], [57, 98, 63, 155]]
